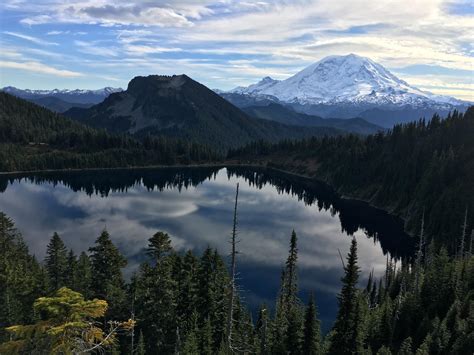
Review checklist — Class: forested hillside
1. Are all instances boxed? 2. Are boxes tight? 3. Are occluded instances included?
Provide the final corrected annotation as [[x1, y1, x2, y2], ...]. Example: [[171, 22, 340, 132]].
[[0, 209, 472, 354], [229, 108, 474, 252], [0, 92, 217, 172], [242, 103, 383, 135]]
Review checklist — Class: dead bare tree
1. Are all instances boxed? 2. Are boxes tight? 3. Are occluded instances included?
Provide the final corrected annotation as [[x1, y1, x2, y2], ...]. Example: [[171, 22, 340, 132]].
[[459, 207, 468, 258], [415, 210, 425, 293], [469, 229, 474, 257], [226, 183, 239, 353]]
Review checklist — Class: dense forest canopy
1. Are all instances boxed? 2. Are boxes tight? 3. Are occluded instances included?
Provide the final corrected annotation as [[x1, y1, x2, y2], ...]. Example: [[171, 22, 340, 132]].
[[0, 92, 218, 172], [229, 108, 474, 254]]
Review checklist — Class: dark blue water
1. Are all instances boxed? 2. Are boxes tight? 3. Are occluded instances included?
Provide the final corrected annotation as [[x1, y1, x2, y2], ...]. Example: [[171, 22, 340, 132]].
[[0, 166, 415, 331]]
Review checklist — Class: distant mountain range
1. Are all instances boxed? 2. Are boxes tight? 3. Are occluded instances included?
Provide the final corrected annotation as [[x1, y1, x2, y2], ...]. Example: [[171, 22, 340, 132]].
[[242, 103, 381, 135], [64, 75, 345, 150], [220, 54, 471, 127], [1, 86, 123, 110]]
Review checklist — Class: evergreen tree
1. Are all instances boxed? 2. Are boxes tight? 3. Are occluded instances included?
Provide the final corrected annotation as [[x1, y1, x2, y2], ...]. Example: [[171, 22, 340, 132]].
[[0, 212, 45, 329], [88, 229, 127, 318], [136, 232, 177, 354], [200, 317, 214, 355], [302, 293, 321, 355], [44, 232, 68, 291], [75, 251, 92, 299], [175, 250, 199, 337], [398, 337, 413, 355], [182, 328, 199, 355], [137, 330, 146, 355], [377, 345, 392, 355], [285, 230, 299, 307], [65, 249, 77, 289], [0, 287, 134, 354], [256, 305, 269, 354], [329, 237, 361, 354]]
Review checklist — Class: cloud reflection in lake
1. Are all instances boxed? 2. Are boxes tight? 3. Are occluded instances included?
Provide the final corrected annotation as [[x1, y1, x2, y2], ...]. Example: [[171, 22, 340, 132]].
[[0, 167, 414, 331]]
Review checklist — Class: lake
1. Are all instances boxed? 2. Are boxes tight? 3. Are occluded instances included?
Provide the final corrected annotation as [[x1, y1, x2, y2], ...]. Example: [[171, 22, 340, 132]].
[[0, 166, 415, 331]]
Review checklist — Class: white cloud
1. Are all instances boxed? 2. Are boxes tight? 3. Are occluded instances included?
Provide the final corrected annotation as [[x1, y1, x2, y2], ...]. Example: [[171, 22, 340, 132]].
[[17, 0, 216, 27], [74, 40, 119, 57], [0, 60, 84, 77], [46, 30, 68, 35], [3, 31, 58, 46], [1, 0, 472, 98], [124, 44, 182, 56]]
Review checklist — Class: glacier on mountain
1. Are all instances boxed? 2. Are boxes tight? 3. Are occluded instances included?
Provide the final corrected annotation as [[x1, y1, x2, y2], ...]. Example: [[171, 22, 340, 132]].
[[229, 54, 467, 108]]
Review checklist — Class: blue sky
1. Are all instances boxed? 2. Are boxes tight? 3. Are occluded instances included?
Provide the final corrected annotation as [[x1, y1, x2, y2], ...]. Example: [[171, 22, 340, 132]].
[[0, 0, 472, 101]]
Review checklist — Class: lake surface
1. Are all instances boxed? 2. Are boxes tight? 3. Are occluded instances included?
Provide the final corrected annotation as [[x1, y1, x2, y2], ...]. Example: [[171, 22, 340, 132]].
[[0, 166, 415, 331]]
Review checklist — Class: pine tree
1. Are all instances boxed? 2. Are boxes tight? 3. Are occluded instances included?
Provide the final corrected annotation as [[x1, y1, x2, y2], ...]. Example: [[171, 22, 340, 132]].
[[286, 306, 303, 354], [271, 269, 288, 354], [256, 305, 269, 354], [175, 250, 198, 337], [0, 287, 134, 354], [200, 317, 214, 355], [136, 232, 177, 354], [182, 328, 199, 355], [302, 293, 321, 355], [88, 229, 127, 318], [45, 232, 68, 291], [272, 231, 304, 354], [0, 212, 45, 327], [65, 249, 77, 289], [415, 335, 432, 355], [137, 330, 146, 355], [285, 230, 299, 307], [398, 337, 413, 355], [329, 237, 361, 354], [75, 252, 92, 299], [377, 345, 392, 355]]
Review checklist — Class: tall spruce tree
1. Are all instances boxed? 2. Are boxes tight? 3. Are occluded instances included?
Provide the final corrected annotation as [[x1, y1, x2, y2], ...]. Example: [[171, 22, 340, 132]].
[[45, 232, 68, 291], [0, 212, 45, 329], [329, 237, 361, 354], [75, 252, 92, 299], [256, 305, 269, 355], [302, 293, 321, 355], [136, 232, 177, 354], [272, 231, 304, 354], [285, 230, 299, 307], [88, 229, 127, 318], [65, 249, 77, 290]]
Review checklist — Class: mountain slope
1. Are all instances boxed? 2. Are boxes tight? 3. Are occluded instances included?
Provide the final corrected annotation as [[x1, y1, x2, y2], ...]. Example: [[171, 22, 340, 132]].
[[231, 54, 466, 107], [1, 86, 122, 105], [0, 92, 217, 172], [65, 75, 341, 150], [227, 54, 470, 126], [28, 96, 94, 113], [243, 103, 383, 134]]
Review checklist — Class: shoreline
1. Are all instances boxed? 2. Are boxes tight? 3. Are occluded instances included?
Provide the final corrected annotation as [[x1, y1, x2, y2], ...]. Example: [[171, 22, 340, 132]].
[[0, 162, 413, 238]]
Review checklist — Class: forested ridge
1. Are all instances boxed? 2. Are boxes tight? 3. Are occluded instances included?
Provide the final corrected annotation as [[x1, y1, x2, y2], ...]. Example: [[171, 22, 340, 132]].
[[0, 92, 218, 172], [0, 208, 473, 354], [228, 107, 474, 254]]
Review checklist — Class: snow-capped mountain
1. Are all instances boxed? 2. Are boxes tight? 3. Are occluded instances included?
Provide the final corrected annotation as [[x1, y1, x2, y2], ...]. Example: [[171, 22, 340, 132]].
[[1, 86, 123, 105], [223, 54, 470, 127], [229, 54, 467, 107], [231, 76, 280, 96]]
